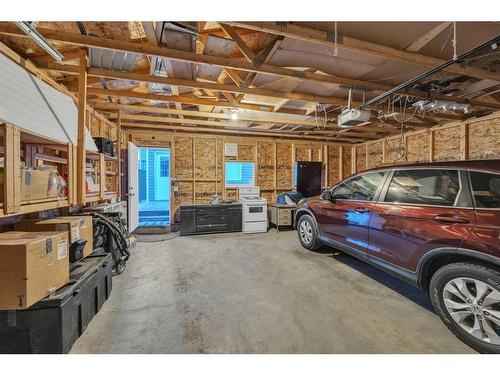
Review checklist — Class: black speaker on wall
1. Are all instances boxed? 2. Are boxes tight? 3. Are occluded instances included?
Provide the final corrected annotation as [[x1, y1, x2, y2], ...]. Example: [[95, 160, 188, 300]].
[[294, 161, 323, 198]]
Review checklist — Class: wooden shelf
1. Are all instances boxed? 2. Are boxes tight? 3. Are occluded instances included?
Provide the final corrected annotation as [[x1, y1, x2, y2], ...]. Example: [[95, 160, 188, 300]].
[[19, 198, 69, 215], [85, 193, 101, 203], [34, 153, 68, 164], [86, 152, 117, 161]]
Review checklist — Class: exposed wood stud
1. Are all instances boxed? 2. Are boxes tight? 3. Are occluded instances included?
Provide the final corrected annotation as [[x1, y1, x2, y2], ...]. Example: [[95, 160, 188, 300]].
[[77, 50, 88, 205]]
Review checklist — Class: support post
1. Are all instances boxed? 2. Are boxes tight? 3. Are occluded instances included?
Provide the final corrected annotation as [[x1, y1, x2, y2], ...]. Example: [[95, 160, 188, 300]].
[[77, 50, 88, 204], [3, 124, 21, 214], [117, 110, 122, 199]]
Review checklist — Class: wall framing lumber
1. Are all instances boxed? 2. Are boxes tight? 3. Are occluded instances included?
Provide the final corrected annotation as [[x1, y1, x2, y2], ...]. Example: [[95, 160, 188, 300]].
[[77, 50, 88, 205]]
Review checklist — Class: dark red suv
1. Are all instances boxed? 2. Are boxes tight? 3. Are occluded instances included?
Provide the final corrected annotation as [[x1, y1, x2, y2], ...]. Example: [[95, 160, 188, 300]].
[[295, 160, 500, 353]]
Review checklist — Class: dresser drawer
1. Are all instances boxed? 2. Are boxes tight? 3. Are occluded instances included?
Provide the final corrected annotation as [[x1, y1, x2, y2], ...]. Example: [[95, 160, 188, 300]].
[[197, 214, 228, 225], [197, 207, 227, 215]]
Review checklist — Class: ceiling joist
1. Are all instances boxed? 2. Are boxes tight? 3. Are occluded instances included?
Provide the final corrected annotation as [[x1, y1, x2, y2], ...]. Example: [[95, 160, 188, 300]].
[[226, 22, 500, 82]]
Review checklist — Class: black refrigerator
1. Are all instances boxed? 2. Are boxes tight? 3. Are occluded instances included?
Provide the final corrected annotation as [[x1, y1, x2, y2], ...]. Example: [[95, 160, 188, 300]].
[[294, 161, 323, 198]]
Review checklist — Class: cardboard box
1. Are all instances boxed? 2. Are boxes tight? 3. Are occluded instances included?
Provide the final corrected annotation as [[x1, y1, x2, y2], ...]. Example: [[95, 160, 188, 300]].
[[15, 216, 93, 258], [0, 231, 69, 310], [21, 168, 58, 201]]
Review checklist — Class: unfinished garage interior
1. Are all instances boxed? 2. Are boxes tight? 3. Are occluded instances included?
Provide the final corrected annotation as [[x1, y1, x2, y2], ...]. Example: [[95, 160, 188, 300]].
[[0, 16, 499, 357]]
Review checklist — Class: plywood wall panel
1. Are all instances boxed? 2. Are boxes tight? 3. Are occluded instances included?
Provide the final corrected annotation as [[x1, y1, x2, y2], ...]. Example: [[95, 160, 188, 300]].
[[276, 142, 293, 189], [469, 118, 500, 160], [433, 126, 461, 161], [261, 190, 274, 203], [342, 147, 352, 178], [355, 145, 366, 172], [328, 145, 340, 185], [225, 188, 237, 201], [132, 132, 171, 147], [406, 132, 429, 163], [295, 146, 310, 162], [194, 138, 217, 179], [195, 182, 217, 203], [216, 138, 223, 195], [384, 137, 406, 165], [366, 141, 383, 169], [172, 181, 193, 214], [174, 137, 193, 178], [237, 144, 256, 161], [312, 146, 322, 162], [90, 114, 101, 136], [257, 141, 275, 190]]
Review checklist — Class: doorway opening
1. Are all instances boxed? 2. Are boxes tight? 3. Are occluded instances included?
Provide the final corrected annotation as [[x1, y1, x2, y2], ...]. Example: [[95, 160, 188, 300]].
[[138, 147, 171, 227]]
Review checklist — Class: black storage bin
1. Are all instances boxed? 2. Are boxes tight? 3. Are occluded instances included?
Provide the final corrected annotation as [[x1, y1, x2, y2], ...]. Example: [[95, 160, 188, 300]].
[[93, 137, 115, 157], [0, 254, 112, 354], [180, 204, 242, 236]]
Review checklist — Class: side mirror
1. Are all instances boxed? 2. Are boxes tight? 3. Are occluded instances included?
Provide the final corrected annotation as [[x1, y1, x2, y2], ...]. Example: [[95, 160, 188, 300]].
[[321, 190, 333, 202]]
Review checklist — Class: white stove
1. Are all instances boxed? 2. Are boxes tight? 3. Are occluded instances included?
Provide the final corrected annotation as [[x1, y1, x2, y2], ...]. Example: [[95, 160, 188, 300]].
[[239, 186, 267, 233]]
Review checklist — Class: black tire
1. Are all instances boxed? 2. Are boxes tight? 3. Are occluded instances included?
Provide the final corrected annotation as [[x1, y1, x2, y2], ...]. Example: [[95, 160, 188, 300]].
[[296, 215, 321, 251], [115, 260, 127, 274], [429, 262, 500, 353]]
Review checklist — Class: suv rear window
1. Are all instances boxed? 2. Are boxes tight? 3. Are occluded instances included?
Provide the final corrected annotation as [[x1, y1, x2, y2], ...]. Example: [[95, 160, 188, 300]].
[[470, 171, 500, 209], [384, 169, 460, 206]]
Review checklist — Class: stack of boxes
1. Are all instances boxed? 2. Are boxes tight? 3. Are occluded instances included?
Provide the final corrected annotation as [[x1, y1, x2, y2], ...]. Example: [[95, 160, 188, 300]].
[[0, 216, 93, 310]]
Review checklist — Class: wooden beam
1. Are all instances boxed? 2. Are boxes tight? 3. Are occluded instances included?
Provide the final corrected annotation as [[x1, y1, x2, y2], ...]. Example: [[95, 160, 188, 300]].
[[227, 22, 500, 82], [111, 113, 373, 140], [223, 68, 244, 87], [117, 109, 122, 198], [121, 122, 358, 144], [5, 23, 496, 110], [77, 50, 87, 205], [97, 103, 316, 126], [84, 87, 307, 115], [0, 24, 397, 92], [3, 124, 21, 214], [405, 22, 452, 52], [219, 23, 256, 63], [141, 21, 158, 46], [142, 21, 185, 118], [51, 64, 344, 105]]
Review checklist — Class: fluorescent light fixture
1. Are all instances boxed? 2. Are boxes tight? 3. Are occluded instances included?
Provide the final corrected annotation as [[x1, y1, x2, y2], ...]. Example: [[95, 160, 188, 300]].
[[15, 21, 64, 63]]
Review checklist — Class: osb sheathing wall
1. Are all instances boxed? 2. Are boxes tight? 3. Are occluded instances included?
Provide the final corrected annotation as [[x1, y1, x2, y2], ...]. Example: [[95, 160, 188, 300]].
[[351, 111, 500, 175], [125, 130, 352, 217]]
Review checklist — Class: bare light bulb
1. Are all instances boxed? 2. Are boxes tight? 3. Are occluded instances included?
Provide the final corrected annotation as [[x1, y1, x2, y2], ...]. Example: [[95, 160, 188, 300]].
[[230, 112, 239, 121]]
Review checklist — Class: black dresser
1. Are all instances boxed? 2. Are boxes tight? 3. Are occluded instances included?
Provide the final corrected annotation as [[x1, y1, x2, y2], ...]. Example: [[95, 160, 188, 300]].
[[180, 203, 242, 235]]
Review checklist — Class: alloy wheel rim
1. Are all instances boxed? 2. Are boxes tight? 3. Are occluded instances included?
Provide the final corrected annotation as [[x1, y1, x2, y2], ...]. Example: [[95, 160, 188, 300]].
[[299, 220, 313, 245], [443, 277, 500, 345]]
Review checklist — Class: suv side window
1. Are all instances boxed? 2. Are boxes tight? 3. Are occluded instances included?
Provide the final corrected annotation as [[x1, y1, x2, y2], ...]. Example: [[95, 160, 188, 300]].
[[469, 171, 500, 209], [331, 172, 384, 201], [384, 169, 460, 206]]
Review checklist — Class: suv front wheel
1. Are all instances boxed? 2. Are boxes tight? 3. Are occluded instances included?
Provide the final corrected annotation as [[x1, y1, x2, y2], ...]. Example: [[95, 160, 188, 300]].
[[429, 262, 500, 353], [296, 215, 321, 251]]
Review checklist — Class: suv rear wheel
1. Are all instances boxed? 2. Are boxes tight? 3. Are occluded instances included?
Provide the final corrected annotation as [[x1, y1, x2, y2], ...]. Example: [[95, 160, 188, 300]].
[[429, 262, 500, 353], [296, 215, 321, 251]]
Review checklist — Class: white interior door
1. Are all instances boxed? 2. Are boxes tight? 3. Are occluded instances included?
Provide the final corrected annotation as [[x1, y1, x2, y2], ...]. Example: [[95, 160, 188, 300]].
[[128, 141, 139, 233]]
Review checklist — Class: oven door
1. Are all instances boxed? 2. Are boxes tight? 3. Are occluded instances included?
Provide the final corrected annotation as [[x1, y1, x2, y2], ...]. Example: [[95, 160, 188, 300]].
[[244, 203, 266, 222]]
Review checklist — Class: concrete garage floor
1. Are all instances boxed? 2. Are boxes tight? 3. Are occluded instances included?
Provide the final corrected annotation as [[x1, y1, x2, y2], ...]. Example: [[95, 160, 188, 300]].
[[71, 230, 475, 354]]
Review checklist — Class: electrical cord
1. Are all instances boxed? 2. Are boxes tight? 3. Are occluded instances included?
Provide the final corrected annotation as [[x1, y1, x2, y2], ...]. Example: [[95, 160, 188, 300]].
[[85, 212, 130, 262]]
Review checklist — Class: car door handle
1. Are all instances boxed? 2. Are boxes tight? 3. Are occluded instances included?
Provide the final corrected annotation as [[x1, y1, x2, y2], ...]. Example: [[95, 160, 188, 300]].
[[433, 215, 470, 224], [354, 207, 370, 213]]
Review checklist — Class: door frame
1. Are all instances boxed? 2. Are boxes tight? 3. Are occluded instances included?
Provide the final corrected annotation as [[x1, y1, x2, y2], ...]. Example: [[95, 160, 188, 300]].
[[128, 141, 139, 233], [153, 150, 170, 201]]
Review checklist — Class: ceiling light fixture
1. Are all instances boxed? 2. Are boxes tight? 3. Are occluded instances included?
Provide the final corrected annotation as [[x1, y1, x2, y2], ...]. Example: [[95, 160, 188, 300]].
[[229, 110, 239, 121], [15, 21, 64, 63], [412, 100, 471, 114]]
